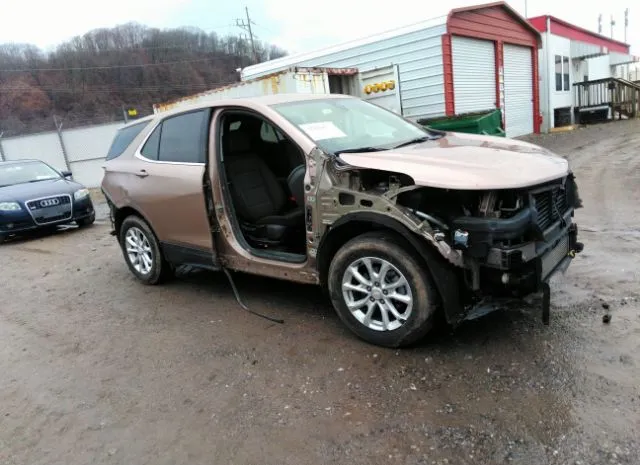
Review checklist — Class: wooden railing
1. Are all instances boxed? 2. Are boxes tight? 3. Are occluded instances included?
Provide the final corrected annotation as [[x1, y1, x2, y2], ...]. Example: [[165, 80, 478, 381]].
[[573, 78, 640, 120]]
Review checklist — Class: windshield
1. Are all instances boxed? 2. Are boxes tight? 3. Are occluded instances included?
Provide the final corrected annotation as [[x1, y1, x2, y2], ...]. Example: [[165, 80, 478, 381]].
[[0, 161, 61, 187], [271, 97, 435, 154]]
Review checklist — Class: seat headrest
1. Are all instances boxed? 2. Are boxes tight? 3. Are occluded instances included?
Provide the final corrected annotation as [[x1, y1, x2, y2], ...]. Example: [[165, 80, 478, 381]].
[[227, 130, 251, 153]]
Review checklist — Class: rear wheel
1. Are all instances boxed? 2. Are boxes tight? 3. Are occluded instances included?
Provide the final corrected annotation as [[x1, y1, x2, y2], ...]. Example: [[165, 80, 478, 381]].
[[328, 231, 440, 348], [119, 216, 172, 284]]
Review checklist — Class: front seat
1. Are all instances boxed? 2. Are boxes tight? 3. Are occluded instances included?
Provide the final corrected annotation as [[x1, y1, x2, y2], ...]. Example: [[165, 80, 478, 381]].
[[224, 131, 304, 245]]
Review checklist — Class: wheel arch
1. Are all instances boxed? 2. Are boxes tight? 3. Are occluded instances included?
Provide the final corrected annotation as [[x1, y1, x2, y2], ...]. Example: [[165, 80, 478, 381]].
[[317, 212, 465, 324], [112, 205, 154, 243]]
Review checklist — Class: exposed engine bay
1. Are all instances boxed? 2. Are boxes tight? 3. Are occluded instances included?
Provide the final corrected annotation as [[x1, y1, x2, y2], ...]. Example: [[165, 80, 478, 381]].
[[326, 165, 584, 306]]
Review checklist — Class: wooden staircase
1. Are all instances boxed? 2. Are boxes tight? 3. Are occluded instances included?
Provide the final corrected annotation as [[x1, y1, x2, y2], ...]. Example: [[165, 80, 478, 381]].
[[573, 78, 640, 123]]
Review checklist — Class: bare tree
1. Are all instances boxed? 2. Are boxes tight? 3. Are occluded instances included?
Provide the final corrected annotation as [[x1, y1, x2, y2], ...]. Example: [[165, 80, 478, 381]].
[[0, 24, 288, 136]]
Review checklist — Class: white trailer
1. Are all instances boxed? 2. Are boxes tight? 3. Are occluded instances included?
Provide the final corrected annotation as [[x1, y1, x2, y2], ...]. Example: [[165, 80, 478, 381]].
[[153, 66, 402, 115]]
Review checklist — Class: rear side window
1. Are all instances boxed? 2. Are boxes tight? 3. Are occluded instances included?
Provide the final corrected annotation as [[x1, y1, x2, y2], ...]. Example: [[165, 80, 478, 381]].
[[160, 110, 209, 163], [106, 121, 150, 160], [141, 125, 161, 160], [138, 110, 209, 163]]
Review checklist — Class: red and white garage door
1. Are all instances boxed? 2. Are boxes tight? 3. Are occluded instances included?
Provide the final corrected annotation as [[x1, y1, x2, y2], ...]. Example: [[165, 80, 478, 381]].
[[503, 44, 534, 138], [452, 36, 496, 115]]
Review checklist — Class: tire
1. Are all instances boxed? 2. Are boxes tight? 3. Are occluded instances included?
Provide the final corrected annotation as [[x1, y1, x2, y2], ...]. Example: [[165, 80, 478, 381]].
[[77, 215, 95, 227], [328, 231, 440, 348], [119, 215, 172, 285]]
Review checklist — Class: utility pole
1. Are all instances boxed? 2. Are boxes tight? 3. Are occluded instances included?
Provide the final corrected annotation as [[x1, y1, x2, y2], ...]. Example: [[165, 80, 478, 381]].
[[611, 15, 616, 39], [598, 14, 603, 34], [235, 7, 258, 64], [624, 8, 629, 43], [0, 131, 5, 162]]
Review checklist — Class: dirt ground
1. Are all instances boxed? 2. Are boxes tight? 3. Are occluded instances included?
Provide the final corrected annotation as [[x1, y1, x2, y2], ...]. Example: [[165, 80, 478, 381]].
[[1, 121, 639, 465]]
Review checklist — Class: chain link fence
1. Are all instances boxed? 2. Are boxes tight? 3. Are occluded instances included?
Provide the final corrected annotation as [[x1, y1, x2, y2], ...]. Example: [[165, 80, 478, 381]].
[[0, 112, 150, 187]]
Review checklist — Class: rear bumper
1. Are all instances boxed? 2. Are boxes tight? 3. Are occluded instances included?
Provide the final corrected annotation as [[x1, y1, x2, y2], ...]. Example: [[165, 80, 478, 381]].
[[0, 197, 95, 236]]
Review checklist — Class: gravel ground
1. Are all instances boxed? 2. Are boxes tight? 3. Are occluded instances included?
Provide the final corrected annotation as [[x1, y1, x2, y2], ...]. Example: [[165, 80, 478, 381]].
[[1, 121, 639, 465]]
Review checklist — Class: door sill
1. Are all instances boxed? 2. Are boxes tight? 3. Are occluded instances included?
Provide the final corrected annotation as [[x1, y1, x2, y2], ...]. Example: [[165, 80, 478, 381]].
[[248, 247, 307, 264], [161, 242, 219, 269]]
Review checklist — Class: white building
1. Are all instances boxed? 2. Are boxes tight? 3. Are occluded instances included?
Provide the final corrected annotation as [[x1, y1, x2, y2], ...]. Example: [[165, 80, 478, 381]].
[[241, 2, 542, 138], [529, 15, 638, 130]]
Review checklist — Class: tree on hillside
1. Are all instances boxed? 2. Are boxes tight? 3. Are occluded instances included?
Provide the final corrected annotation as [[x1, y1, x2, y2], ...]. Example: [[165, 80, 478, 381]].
[[0, 23, 287, 136]]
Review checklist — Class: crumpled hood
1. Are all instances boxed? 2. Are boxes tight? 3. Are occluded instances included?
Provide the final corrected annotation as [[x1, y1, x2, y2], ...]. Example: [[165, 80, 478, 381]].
[[339, 132, 569, 190]]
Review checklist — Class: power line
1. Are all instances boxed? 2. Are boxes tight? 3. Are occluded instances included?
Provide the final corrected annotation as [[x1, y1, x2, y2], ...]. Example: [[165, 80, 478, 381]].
[[253, 23, 277, 36], [0, 56, 234, 73], [0, 82, 236, 94], [45, 40, 237, 54]]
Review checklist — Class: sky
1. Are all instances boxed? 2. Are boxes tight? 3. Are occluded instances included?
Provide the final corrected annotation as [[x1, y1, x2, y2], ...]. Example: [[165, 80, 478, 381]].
[[0, 0, 638, 55]]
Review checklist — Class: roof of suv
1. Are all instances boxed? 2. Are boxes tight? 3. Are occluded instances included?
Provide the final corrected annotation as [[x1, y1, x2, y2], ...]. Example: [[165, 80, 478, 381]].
[[125, 93, 355, 128]]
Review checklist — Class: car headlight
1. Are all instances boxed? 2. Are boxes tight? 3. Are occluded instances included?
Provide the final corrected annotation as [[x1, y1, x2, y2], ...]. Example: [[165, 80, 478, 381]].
[[74, 189, 90, 201], [0, 201, 21, 211]]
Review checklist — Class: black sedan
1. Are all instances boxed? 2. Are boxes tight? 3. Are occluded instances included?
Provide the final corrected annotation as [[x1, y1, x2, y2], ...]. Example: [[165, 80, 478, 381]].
[[0, 159, 95, 242]]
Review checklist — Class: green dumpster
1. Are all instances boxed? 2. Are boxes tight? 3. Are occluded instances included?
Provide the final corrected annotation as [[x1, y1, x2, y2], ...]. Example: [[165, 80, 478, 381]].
[[417, 109, 505, 137]]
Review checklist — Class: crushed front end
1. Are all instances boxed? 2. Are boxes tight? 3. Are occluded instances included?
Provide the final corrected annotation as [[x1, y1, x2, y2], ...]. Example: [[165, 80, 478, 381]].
[[397, 173, 584, 323]]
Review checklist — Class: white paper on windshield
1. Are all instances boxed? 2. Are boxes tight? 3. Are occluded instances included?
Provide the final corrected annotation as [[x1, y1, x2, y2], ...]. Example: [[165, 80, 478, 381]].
[[299, 121, 346, 140]]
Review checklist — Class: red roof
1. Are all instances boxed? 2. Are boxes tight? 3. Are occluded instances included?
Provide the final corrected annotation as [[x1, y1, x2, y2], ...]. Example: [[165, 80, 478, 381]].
[[447, 1, 541, 47], [529, 15, 630, 54], [449, 1, 541, 42]]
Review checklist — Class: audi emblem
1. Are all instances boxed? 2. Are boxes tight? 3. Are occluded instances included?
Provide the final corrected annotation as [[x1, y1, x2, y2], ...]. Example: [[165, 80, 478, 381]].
[[40, 198, 60, 207]]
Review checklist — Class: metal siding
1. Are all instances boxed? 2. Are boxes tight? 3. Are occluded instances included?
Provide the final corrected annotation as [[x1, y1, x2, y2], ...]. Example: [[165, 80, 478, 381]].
[[154, 70, 330, 113], [2, 132, 67, 171], [452, 36, 496, 114], [571, 41, 606, 60], [62, 122, 124, 163], [293, 25, 447, 121], [241, 16, 447, 80], [503, 44, 534, 137], [587, 55, 611, 80], [292, 71, 330, 94], [549, 18, 629, 54], [610, 53, 638, 66]]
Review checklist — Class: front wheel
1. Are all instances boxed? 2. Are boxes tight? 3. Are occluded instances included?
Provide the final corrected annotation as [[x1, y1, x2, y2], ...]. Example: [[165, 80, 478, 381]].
[[119, 215, 172, 285], [328, 231, 440, 348]]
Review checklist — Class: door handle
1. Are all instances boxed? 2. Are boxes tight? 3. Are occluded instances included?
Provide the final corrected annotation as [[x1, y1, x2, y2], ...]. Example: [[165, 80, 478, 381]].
[[135, 169, 148, 178]]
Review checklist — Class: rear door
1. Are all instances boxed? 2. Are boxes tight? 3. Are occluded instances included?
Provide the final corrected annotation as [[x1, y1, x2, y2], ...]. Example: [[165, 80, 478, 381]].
[[127, 109, 215, 259], [358, 65, 402, 115]]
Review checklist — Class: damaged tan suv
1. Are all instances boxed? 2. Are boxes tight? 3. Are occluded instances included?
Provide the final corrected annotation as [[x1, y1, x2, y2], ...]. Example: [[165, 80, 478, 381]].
[[102, 94, 583, 347]]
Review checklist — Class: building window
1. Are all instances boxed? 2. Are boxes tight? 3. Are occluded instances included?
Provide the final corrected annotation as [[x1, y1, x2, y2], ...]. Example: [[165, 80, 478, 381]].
[[555, 55, 570, 92]]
